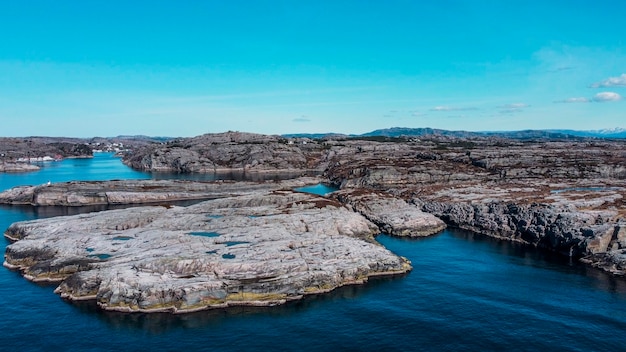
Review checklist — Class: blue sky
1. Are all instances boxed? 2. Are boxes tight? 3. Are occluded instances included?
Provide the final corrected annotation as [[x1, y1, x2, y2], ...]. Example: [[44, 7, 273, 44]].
[[1, 1, 624, 137]]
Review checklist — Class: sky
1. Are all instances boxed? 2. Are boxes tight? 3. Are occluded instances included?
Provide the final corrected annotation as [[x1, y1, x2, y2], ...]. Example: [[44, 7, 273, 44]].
[[0, 0, 624, 137]]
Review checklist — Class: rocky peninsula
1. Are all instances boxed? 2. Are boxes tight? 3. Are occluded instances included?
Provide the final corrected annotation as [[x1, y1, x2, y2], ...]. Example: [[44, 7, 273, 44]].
[[122, 132, 329, 174], [0, 135, 167, 173], [3, 131, 626, 312], [0, 137, 92, 173], [0, 162, 40, 172], [322, 137, 626, 275], [4, 190, 412, 313], [120, 132, 626, 275], [0, 178, 323, 206]]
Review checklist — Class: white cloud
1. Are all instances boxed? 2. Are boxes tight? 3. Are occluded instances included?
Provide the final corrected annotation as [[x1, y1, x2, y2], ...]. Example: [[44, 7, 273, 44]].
[[592, 92, 622, 102], [499, 103, 529, 109], [430, 106, 478, 111], [590, 74, 626, 88], [497, 103, 529, 114], [553, 97, 591, 103]]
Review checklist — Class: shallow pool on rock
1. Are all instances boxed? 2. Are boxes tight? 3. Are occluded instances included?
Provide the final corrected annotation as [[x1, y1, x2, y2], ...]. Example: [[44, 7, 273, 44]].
[[294, 183, 339, 196], [87, 253, 112, 260], [111, 236, 133, 241], [224, 241, 249, 247], [188, 231, 221, 238], [551, 186, 620, 193]]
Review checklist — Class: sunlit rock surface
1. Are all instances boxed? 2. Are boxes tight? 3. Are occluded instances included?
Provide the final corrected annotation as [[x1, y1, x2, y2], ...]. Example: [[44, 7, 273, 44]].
[[122, 132, 330, 174], [333, 190, 446, 237], [4, 191, 410, 313], [0, 163, 40, 173], [322, 137, 626, 275], [0, 178, 323, 206]]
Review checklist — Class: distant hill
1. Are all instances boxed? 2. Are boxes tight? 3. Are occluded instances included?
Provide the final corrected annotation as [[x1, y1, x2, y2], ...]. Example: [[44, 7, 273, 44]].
[[546, 128, 626, 139], [361, 127, 480, 138], [480, 130, 581, 139], [281, 133, 351, 139], [114, 135, 174, 142], [282, 127, 626, 140]]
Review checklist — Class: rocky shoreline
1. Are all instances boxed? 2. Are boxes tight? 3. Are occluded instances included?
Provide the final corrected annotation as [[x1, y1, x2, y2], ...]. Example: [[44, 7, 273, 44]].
[[0, 178, 324, 206], [4, 188, 418, 313], [321, 137, 626, 275], [0, 162, 40, 173], [3, 131, 626, 312], [120, 132, 626, 274]]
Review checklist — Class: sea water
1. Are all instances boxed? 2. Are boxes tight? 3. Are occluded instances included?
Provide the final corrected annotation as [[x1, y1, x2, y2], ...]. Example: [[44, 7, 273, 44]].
[[1, 154, 625, 351]]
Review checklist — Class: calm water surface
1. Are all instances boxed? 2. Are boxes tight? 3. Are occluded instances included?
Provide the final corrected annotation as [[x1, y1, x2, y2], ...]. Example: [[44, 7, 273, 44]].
[[1, 154, 625, 351]]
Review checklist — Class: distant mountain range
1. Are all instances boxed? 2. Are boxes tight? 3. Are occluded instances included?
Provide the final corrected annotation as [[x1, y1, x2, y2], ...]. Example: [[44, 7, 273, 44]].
[[283, 127, 626, 139], [544, 128, 626, 139]]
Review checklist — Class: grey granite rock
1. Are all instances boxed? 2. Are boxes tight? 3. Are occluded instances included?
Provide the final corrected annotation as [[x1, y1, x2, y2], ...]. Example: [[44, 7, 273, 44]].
[[4, 191, 411, 313], [418, 200, 621, 257], [123, 132, 329, 174], [0, 178, 324, 206], [333, 190, 446, 237], [0, 163, 40, 173]]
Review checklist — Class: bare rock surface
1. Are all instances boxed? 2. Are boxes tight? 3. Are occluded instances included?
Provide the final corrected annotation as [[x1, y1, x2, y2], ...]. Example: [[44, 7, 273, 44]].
[[0, 178, 323, 206], [0, 137, 93, 165], [118, 134, 626, 276], [4, 191, 410, 313], [123, 132, 331, 174], [0, 162, 40, 173], [333, 190, 446, 237], [322, 137, 626, 276]]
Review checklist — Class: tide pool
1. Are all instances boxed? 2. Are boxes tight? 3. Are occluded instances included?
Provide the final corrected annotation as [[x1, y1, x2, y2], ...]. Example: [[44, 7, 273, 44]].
[[294, 183, 339, 196]]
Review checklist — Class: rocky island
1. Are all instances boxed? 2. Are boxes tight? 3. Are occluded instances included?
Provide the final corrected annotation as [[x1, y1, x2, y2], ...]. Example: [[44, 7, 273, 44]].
[[3, 130, 626, 313], [4, 189, 417, 313], [0, 135, 168, 173], [0, 137, 94, 171]]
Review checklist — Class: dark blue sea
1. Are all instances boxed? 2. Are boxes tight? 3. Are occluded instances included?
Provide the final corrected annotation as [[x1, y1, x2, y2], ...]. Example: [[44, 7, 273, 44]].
[[1, 153, 625, 351]]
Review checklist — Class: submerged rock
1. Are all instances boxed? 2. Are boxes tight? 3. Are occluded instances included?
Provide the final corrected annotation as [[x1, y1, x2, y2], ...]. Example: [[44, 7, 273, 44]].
[[4, 191, 410, 313]]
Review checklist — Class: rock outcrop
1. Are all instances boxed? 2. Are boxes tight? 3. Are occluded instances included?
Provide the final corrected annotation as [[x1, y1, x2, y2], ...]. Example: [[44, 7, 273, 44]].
[[0, 137, 93, 164], [0, 162, 40, 173], [4, 191, 410, 313], [419, 200, 616, 255], [5, 132, 626, 315], [0, 178, 323, 206], [333, 190, 446, 237], [122, 132, 331, 174], [321, 137, 626, 276]]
